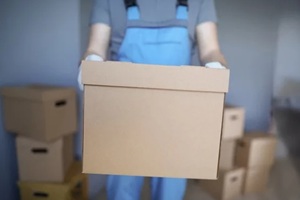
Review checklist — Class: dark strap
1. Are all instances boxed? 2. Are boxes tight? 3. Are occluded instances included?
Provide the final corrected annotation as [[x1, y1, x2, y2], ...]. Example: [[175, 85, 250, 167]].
[[124, 0, 137, 9], [177, 0, 188, 7], [110, 0, 199, 60], [125, 0, 187, 8]]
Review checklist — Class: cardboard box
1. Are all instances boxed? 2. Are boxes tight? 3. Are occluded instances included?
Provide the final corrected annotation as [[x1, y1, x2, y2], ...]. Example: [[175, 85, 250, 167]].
[[1, 85, 77, 142], [243, 167, 271, 194], [82, 61, 230, 179], [200, 168, 245, 200], [222, 106, 245, 140], [219, 140, 236, 170], [18, 161, 88, 200], [235, 133, 277, 168], [16, 135, 74, 182]]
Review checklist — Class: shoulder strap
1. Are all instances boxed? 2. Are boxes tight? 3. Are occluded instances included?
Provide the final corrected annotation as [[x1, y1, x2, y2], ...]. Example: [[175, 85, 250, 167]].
[[124, 0, 137, 8], [177, 0, 188, 6], [109, 0, 200, 57]]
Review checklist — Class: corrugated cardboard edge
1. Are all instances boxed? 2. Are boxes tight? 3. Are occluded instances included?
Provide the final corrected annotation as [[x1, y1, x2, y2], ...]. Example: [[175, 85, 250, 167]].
[[82, 61, 230, 93], [216, 96, 227, 179], [0, 85, 76, 102], [82, 87, 87, 174]]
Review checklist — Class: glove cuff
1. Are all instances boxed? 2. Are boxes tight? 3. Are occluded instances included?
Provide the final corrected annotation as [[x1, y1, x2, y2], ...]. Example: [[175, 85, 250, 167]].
[[205, 62, 225, 69], [85, 54, 104, 62]]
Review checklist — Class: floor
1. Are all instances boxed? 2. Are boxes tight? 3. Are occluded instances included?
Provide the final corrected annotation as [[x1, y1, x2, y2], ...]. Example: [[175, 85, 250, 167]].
[[94, 158, 300, 200]]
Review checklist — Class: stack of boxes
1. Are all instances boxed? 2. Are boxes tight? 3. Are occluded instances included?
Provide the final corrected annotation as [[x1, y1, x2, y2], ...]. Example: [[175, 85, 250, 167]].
[[200, 106, 246, 200], [1, 85, 87, 200], [200, 106, 277, 200], [235, 133, 277, 194]]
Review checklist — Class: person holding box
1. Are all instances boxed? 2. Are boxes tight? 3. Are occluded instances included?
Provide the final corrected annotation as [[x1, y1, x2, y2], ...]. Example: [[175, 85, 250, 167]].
[[79, 0, 227, 199]]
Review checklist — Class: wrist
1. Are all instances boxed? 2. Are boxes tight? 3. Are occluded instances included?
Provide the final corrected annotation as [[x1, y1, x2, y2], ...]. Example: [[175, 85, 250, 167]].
[[85, 54, 104, 62]]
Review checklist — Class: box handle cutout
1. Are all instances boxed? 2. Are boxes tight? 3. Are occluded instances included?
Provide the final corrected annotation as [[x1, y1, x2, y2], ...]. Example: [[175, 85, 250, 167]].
[[55, 100, 67, 107], [230, 176, 238, 182], [71, 181, 83, 197], [33, 192, 49, 198], [31, 148, 48, 154], [230, 115, 238, 120], [238, 141, 246, 147]]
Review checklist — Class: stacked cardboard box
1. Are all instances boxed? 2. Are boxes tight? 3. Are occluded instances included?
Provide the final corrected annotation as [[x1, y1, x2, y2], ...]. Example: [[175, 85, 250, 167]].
[[18, 161, 88, 200], [200, 106, 246, 200], [0, 85, 85, 200], [235, 133, 277, 194]]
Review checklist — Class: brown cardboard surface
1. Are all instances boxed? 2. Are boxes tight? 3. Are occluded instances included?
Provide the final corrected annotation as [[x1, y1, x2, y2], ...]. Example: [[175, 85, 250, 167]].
[[17, 135, 74, 182], [200, 168, 245, 200], [219, 140, 236, 170], [243, 167, 271, 194], [82, 61, 229, 93], [235, 133, 277, 168], [222, 106, 245, 140], [1, 85, 77, 142], [18, 161, 88, 200], [82, 61, 230, 179]]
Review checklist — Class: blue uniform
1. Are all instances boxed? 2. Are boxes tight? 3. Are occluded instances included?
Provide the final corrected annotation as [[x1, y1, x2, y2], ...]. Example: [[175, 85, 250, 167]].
[[107, 5, 190, 200]]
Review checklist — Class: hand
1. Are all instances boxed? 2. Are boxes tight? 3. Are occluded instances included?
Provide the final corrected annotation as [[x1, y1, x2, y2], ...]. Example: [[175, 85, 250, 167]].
[[78, 54, 104, 90], [205, 62, 226, 69]]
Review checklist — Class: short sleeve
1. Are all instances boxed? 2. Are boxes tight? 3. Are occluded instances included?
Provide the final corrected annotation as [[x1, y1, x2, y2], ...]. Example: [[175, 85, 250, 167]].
[[90, 0, 111, 26], [197, 0, 218, 25]]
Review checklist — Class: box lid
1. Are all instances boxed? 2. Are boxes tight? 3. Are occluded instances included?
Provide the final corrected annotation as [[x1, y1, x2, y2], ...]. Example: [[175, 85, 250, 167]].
[[82, 61, 230, 93], [219, 167, 245, 177], [1, 85, 75, 102], [242, 132, 277, 142]]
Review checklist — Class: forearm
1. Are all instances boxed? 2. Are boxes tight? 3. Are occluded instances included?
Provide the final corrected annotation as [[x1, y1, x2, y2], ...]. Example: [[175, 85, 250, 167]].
[[200, 49, 227, 67], [84, 23, 111, 60], [196, 22, 228, 68]]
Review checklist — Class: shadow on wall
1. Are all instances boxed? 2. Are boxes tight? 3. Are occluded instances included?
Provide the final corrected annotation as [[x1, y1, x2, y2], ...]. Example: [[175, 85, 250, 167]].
[[277, 78, 300, 98], [273, 92, 300, 176], [274, 107, 300, 156], [273, 77, 300, 157]]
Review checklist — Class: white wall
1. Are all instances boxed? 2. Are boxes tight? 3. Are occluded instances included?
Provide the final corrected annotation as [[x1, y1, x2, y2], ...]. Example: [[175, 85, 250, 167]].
[[215, 0, 280, 131], [274, 0, 300, 98], [0, 1, 107, 199], [0, 1, 81, 200]]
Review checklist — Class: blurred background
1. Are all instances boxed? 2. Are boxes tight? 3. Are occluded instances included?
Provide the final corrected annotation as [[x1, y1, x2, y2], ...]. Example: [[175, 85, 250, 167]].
[[0, 0, 299, 200]]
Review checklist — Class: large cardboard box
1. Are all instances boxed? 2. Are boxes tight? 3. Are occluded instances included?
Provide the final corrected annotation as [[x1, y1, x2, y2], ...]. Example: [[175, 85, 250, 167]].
[[243, 167, 271, 194], [222, 106, 245, 140], [82, 61, 230, 179], [219, 140, 236, 170], [235, 133, 277, 168], [18, 161, 88, 200], [16, 135, 74, 182], [1, 85, 77, 142], [200, 168, 245, 200]]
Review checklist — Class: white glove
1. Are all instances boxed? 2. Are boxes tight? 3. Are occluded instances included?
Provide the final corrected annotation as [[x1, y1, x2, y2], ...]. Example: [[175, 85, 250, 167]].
[[205, 62, 226, 69], [78, 54, 104, 90]]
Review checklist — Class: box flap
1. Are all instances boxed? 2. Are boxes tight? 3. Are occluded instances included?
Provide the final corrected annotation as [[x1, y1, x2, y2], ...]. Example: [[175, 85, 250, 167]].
[[1, 85, 75, 102], [82, 61, 230, 93], [219, 167, 245, 176], [243, 132, 277, 142]]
